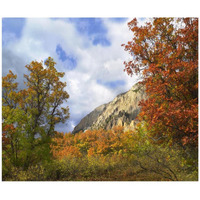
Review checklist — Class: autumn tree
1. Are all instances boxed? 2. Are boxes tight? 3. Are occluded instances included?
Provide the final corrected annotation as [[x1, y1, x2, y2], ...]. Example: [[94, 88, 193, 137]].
[[122, 18, 198, 148], [2, 57, 70, 168], [2, 70, 27, 167]]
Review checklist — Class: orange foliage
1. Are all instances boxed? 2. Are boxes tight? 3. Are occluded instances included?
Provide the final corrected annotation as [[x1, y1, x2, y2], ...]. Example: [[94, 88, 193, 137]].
[[51, 126, 135, 159], [2, 124, 15, 149], [122, 18, 198, 147], [2, 57, 70, 168]]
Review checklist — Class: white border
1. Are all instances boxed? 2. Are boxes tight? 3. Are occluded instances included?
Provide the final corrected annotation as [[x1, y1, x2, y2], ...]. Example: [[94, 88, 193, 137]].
[[0, 1, 199, 200]]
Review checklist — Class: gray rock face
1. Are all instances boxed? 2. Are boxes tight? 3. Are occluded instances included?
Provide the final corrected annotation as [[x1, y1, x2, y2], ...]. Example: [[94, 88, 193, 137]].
[[72, 103, 108, 134], [72, 83, 146, 134]]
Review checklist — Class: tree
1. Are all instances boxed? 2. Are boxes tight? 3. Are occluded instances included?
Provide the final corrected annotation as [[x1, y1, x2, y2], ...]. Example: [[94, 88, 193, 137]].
[[2, 70, 26, 167], [2, 57, 70, 168], [122, 18, 198, 148]]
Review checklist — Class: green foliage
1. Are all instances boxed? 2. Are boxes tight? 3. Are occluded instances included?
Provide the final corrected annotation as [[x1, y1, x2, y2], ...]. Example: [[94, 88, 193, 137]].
[[2, 57, 69, 170], [32, 126, 198, 181], [3, 125, 198, 181], [133, 122, 198, 181], [2, 18, 198, 181], [3, 165, 46, 181]]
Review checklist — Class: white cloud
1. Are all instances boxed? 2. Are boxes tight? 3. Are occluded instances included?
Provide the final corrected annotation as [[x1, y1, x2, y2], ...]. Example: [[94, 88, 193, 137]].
[[3, 18, 141, 132]]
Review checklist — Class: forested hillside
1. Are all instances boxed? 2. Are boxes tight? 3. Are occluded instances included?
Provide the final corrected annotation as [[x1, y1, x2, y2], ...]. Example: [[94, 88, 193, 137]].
[[2, 18, 198, 181]]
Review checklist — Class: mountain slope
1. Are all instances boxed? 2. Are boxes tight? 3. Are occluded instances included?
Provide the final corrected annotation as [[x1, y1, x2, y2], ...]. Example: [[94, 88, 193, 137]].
[[72, 103, 108, 134], [72, 83, 146, 134]]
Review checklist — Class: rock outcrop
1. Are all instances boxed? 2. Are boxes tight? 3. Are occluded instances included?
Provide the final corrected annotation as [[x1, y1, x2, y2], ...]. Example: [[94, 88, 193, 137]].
[[72, 83, 146, 134], [72, 103, 108, 134]]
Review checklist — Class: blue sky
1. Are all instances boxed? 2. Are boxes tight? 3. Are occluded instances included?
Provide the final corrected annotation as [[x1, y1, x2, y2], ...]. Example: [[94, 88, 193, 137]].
[[2, 18, 25, 46], [97, 79, 126, 89], [2, 18, 25, 37], [2, 18, 140, 132], [56, 44, 77, 70]]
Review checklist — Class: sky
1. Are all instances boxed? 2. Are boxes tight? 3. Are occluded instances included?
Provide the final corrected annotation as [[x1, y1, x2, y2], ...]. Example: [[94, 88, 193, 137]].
[[2, 18, 142, 132], [1, 1, 199, 198]]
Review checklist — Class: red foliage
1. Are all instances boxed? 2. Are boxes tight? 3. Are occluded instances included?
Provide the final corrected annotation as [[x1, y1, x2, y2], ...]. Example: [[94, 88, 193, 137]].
[[2, 124, 16, 150], [123, 18, 198, 147]]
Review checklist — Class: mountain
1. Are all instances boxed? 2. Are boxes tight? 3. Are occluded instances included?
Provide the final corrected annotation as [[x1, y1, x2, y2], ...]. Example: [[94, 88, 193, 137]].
[[72, 103, 108, 134], [72, 83, 146, 134]]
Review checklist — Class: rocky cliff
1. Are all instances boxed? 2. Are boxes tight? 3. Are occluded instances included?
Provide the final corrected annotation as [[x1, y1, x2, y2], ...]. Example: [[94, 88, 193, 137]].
[[72, 83, 146, 134], [72, 103, 108, 134]]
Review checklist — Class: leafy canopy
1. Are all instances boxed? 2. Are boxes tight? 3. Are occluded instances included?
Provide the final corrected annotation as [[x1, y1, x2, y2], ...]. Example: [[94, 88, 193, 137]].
[[122, 18, 198, 148], [2, 57, 70, 168]]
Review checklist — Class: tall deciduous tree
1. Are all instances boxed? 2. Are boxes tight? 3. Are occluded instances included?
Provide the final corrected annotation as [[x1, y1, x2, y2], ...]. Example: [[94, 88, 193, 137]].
[[122, 18, 198, 148], [2, 57, 70, 168]]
